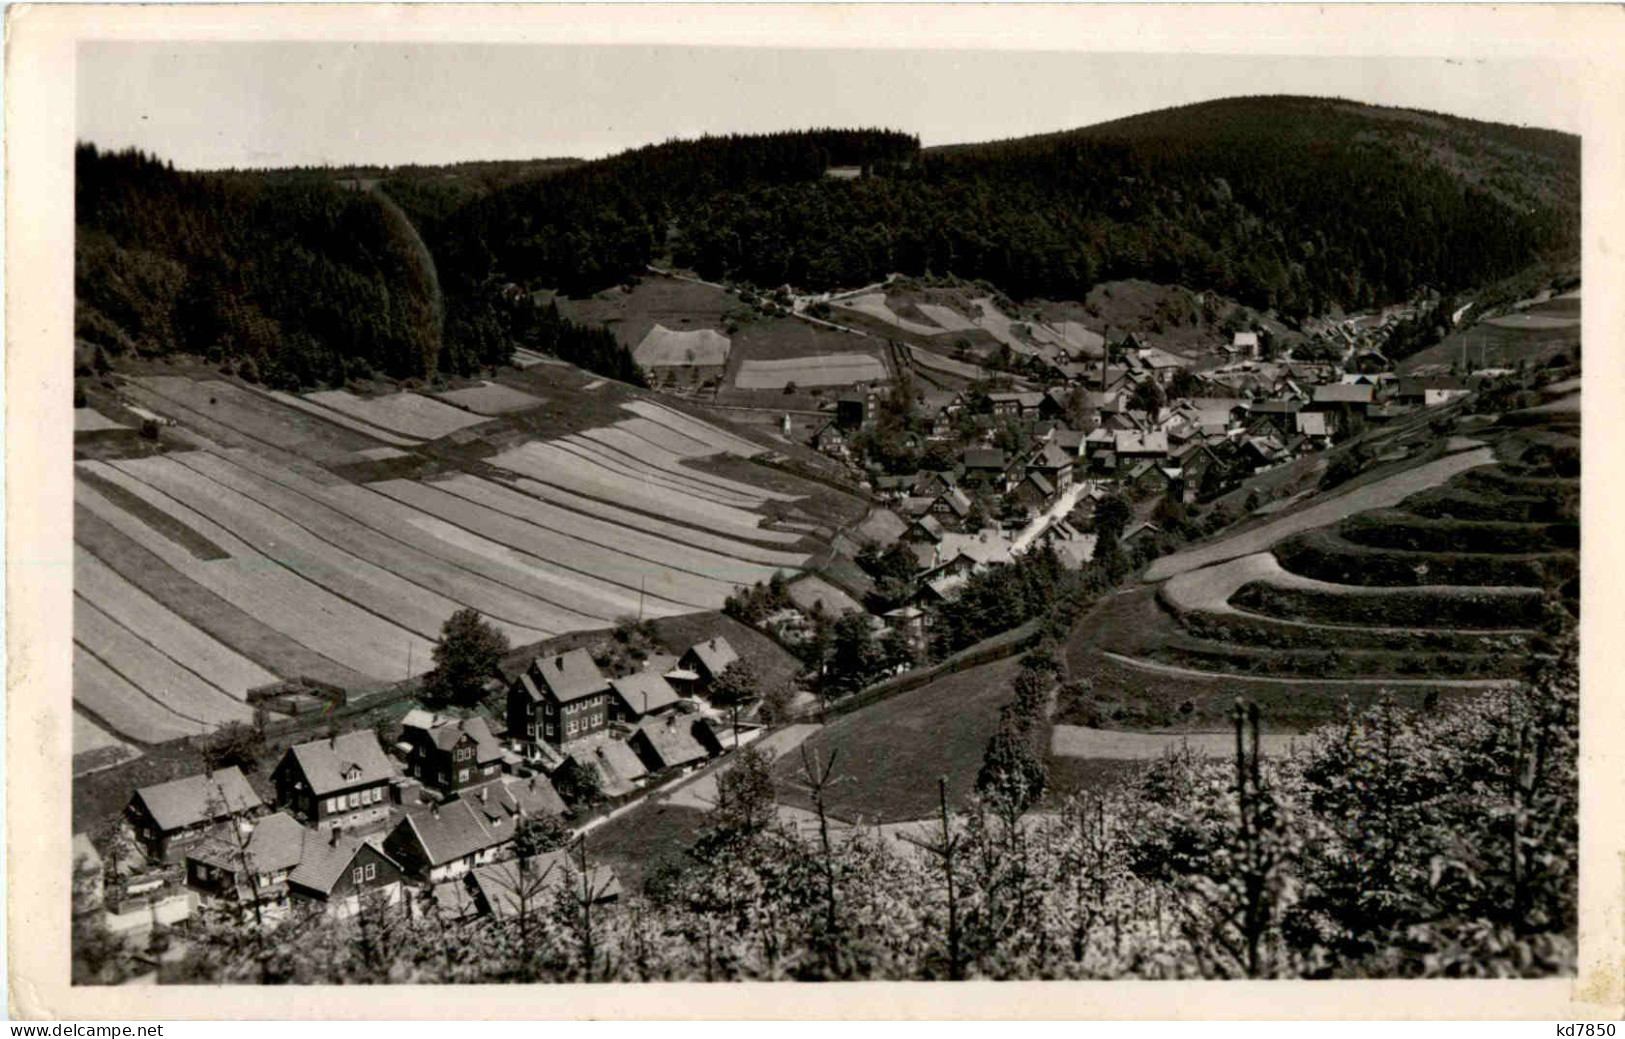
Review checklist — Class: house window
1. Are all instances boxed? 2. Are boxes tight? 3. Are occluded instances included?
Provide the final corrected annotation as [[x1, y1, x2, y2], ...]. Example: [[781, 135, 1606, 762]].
[[325, 798, 337, 814], [545, 724, 555, 737], [353, 867, 365, 886], [364, 863, 376, 881], [545, 704, 554, 716], [457, 769, 470, 783]]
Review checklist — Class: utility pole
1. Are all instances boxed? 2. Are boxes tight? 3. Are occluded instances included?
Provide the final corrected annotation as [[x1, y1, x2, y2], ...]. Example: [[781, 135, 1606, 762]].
[[406, 641, 413, 681], [637, 576, 646, 623]]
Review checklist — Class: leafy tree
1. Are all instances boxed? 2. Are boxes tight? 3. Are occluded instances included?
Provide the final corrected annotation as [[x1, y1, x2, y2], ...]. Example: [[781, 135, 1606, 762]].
[[200, 720, 266, 773], [1092, 493, 1133, 543], [422, 608, 510, 708], [709, 659, 761, 743], [825, 610, 887, 694], [1128, 377, 1166, 415], [975, 722, 1048, 817], [550, 757, 604, 814], [1167, 367, 1202, 400], [513, 812, 573, 858], [713, 744, 778, 834]]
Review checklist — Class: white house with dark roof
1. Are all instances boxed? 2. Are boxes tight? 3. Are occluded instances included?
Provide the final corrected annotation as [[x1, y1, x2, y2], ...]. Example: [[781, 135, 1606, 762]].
[[126, 767, 264, 864], [271, 731, 398, 834], [382, 798, 516, 884]]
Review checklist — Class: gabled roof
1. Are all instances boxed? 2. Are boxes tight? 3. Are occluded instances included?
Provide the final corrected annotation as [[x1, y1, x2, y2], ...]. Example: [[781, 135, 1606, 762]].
[[189, 810, 307, 874], [684, 637, 739, 680], [1030, 442, 1073, 470], [1233, 331, 1260, 349], [935, 486, 973, 517], [408, 713, 504, 763], [285, 732, 397, 796], [1054, 429, 1086, 452], [962, 447, 1006, 469], [470, 852, 622, 919], [288, 828, 400, 897], [632, 716, 715, 770], [1020, 471, 1055, 496], [134, 767, 263, 832], [396, 799, 512, 867], [1313, 383, 1374, 405], [1296, 411, 1333, 437], [1113, 430, 1169, 455], [1247, 398, 1304, 415], [609, 671, 682, 717], [910, 515, 946, 541], [525, 648, 611, 705], [457, 775, 567, 828], [585, 739, 649, 791]]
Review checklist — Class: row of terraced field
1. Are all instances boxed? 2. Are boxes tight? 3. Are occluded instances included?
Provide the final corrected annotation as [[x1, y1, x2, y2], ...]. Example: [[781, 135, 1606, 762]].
[[1057, 394, 1577, 743], [73, 367, 824, 767]]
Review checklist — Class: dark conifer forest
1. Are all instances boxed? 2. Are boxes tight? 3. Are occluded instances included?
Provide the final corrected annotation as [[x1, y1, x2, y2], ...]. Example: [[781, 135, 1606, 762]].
[[76, 98, 1577, 388]]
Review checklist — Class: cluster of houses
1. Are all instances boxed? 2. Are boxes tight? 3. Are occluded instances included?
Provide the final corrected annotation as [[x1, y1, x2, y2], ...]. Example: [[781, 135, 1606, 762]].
[[86, 636, 748, 931], [798, 333, 1477, 654]]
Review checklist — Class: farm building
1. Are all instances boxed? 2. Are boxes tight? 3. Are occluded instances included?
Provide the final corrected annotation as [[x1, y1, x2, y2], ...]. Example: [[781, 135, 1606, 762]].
[[608, 670, 684, 723], [677, 637, 740, 696], [633, 325, 731, 386], [126, 767, 265, 864], [272, 732, 398, 834]]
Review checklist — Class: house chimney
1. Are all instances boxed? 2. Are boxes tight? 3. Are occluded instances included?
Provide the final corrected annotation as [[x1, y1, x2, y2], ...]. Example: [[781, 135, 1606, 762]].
[[555, 656, 564, 671], [430, 803, 439, 819], [480, 787, 488, 803], [330, 828, 340, 847]]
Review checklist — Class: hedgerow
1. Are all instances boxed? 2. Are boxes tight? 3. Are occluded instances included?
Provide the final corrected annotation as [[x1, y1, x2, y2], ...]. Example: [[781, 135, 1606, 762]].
[[1340, 511, 1578, 555], [1273, 528, 1576, 589], [1230, 580, 1546, 629]]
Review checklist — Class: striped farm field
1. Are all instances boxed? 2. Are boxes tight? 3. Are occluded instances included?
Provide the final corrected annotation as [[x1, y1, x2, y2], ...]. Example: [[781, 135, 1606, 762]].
[[74, 645, 207, 745], [120, 380, 351, 481], [735, 353, 889, 390], [612, 419, 798, 501], [569, 432, 770, 506], [75, 598, 254, 727], [134, 377, 387, 463], [251, 388, 422, 447], [618, 399, 765, 457], [75, 408, 128, 433], [913, 303, 977, 333], [187, 448, 608, 631], [433, 381, 544, 415], [605, 416, 716, 458], [76, 546, 278, 698], [102, 455, 474, 643], [167, 451, 556, 645], [429, 474, 799, 586], [305, 389, 490, 440], [490, 441, 774, 537], [368, 479, 727, 610], [499, 474, 808, 558], [564, 434, 756, 506], [76, 477, 433, 681], [75, 710, 137, 761], [75, 505, 370, 689]]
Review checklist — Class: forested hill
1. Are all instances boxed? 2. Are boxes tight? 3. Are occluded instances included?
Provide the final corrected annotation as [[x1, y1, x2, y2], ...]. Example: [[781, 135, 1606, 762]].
[[76, 101, 1577, 388]]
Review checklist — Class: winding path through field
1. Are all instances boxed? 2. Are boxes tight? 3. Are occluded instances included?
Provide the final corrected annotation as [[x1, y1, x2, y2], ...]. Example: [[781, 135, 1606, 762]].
[[1144, 446, 1495, 581]]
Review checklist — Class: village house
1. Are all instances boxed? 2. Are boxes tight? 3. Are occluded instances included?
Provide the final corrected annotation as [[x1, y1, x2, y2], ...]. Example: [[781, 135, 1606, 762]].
[[272, 731, 398, 834], [508, 648, 614, 752], [382, 797, 516, 884], [607, 670, 684, 724], [185, 810, 406, 920], [1306, 382, 1375, 438], [901, 514, 946, 546], [126, 767, 265, 865], [984, 391, 1046, 421], [1008, 471, 1055, 513], [1244, 399, 1304, 439], [882, 605, 929, 657], [1113, 430, 1170, 464], [1025, 441, 1075, 493], [627, 714, 724, 775], [836, 387, 879, 431], [1396, 375, 1471, 408], [568, 739, 650, 798], [465, 851, 623, 921], [929, 485, 975, 525], [677, 637, 740, 697], [961, 447, 1008, 489], [808, 419, 849, 458], [1232, 331, 1261, 358], [399, 711, 506, 795]]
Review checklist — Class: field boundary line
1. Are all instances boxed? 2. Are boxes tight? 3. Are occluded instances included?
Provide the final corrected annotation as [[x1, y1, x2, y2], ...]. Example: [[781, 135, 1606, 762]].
[[74, 591, 247, 709], [1101, 650, 1519, 688]]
